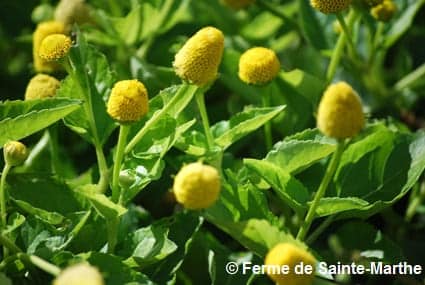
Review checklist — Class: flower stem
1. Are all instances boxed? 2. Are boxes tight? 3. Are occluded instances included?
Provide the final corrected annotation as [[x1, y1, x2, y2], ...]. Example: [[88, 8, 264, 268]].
[[296, 141, 345, 241], [0, 231, 21, 254], [107, 216, 119, 254], [18, 253, 61, 277], [262, 91, 273, 150], [112, 124, 130, 203], [336, 12, 357, 59], [0, 164, 11, 229], [195, 90, 215, 151], [125, 84, 196, 154], [326, 9, 357, 84]]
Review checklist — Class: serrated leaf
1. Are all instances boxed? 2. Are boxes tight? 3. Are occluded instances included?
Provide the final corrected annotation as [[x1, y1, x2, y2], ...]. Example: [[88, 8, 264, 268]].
[[266, 140, 336, 174], [244, 159, 309, 213], [12, 199, 65, 225], [213, 106, 285, 150], [77, 190, 127, 220], [0, 98, 81, 146], [315, 197, 369, 217]]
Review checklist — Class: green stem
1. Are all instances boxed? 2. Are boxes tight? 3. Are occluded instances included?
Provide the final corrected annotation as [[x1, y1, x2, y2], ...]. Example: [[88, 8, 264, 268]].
[[112, 125, 130, 203], [262, 90, 273, 151], [63, 58, 109, 192], [108, 0, 122, 16], [0, 232, 22, 254], [326, 9, 357, 84], [0, 164, 11, 229], [336, 12, 357, 59], [306, 216, 335, 245], [47, 125, 61, 175], [394, 63, 425, 92], [297, 141, 345, 241], [18, 253, 61, 276], [125, 85, 195, 154], [405, 182, 425, 222], [107, 216, 119, 254], [370, 22, 385, 65], [195, 91, 215, 151]]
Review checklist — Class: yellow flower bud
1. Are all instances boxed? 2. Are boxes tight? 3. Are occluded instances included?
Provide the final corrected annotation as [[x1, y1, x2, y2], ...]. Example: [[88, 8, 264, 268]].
[[173, 162, 221, 210], [265, 243, 316, 285], [3, 141, 28, 167], [25, 74, 60, 100], [310, 0, 352, 14], [55, 0, 92, 31], [173, 27, 224, 86], [107, 80, 149, 124], [33, 21, 66, 73], [371, 0, 397, 22], [39, 34, 72, 62], [317, 82, 364, 139], [238, 47, 280, 85], [53, 263, 104, 285], [220, 0, 255, 9]]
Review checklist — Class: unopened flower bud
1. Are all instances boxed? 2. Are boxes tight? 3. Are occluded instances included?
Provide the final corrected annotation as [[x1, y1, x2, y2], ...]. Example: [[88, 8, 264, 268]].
[[107, 80, 149, 124], [310, 0, 352, 14], [39, 34, 72, 61], [25, 74, 60, 100], [173, 162, 221, 210], [265, 243, 316, 285], [317, 81, 364, 139], [53, 263, 104, 285], [3, 141, 28, 167], [238, 47, 280, 85], [371, 0, 397, 22], [173, 27, 224, 86]]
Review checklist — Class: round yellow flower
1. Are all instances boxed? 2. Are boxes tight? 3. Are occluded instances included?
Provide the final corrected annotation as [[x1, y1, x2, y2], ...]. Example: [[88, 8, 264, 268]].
[[33, 21, 66, 73], [107, 80, 149, 124], [53, 263, 104, 285], [173, 162, 221, 210], [310, 0, 352, 14], [55, 0, 92, 31], [317, 82, 364, 139], [39, 34, 72, 61], [221, 0, 255, 9], [371, 0, 397, 22], [265, 243, 316, 285], [238, 47, 280, 85], [173, 27, 224, 86], [3, 141, 28, 167], [25, 74, 60, 100]]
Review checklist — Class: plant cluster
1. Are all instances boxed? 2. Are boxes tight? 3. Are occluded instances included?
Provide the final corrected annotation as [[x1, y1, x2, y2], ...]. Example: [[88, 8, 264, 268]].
[[0, 0, 424, 284]]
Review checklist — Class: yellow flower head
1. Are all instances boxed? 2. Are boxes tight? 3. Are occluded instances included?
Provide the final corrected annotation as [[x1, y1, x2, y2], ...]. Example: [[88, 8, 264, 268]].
[[238, 47, 280, 85], [371, 0, 397, 22], [265, 243, 316, 285], [55, 0, 92, 31], [3, 141, 28, 167], [53, 263, 104, 285], [310, 0, 352, 14], [220, 0, 255, 9], [173, 162, 221, 210], [173, 27, 224, 86], [33, 21, 66, 73], [107, 79, 149, 124], [317, 81, 364, 139], [25, 74, 60, 100], [39, 34, 72, 62]]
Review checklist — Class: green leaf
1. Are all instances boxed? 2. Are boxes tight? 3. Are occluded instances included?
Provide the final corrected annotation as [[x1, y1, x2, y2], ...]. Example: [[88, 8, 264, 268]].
[[384, 0, 425, 48], [122, 222, 178, 267], [77, 188, 127, 220], [3, 212, 26, 235], [12, 199, 64, 225], [265, 140, 336, 174], [298, 0, 328, 50], [244, 159, 309, 214], [315, 197, 369, 217], [59, 29, 116, 145], [213, 105, 285, 150], [241, 12, 283, 41], [7, 174, 84, 215], [0, 98, 81, 146], [79, 252, 156, 285], [143, 212, 203, 284]]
